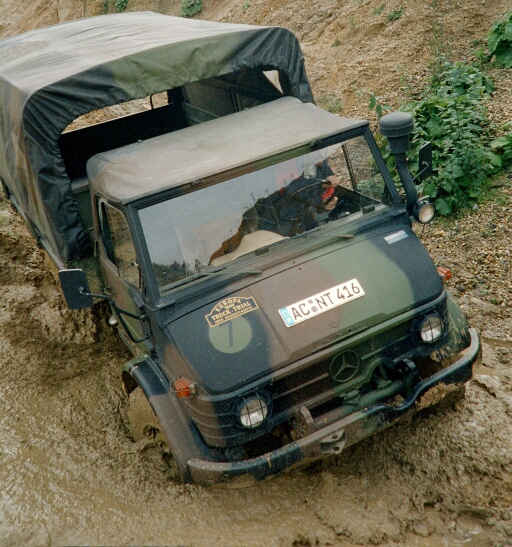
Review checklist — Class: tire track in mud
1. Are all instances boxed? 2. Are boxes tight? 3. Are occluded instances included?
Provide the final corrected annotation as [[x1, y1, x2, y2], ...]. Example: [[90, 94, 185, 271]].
[[1, 197, 512, 546]]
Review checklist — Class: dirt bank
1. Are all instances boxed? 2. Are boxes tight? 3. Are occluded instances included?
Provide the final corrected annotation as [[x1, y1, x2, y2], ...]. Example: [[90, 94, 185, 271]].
[[1, 2, 511, 546]]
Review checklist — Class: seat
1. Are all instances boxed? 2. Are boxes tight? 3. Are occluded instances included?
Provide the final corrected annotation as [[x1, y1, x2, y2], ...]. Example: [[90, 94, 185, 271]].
[[210, 230, 287, 266]]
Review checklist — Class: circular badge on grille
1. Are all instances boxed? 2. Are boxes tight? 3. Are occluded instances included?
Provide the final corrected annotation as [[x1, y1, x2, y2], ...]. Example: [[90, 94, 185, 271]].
[[329, 351, 360, 383]]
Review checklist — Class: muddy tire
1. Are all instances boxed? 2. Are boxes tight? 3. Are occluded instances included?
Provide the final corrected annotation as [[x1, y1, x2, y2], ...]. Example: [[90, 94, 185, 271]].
[[126, 387, 161, 442], [124, 387, 182, 480]]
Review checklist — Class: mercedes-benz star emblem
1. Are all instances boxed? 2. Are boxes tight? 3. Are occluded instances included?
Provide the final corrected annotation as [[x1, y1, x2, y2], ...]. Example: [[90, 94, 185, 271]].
[[329, 351, 360, 383]]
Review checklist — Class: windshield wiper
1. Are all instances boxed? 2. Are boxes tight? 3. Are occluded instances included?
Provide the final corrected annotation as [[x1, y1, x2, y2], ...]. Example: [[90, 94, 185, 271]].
[[223, 269, 262, 278], [165, 267, 225, 290], [165, 267, 261, 291]]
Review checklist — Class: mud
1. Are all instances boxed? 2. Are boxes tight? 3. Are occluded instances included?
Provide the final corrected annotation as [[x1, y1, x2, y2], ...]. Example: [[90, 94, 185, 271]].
[[1, 192, 512, 547], [1, 1, 512, 545]]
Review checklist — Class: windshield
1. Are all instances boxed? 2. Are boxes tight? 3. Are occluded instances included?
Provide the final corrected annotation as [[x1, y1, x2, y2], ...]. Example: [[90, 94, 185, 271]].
[[139, 135, 390, 290]]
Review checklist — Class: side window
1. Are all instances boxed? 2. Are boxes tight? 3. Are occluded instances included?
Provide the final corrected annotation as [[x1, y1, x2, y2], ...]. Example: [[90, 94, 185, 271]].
[[100, 201, 139, 286]]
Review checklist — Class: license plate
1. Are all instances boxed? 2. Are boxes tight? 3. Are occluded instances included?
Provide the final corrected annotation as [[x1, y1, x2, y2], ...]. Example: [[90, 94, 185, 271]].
[[278, 278, 365, 328]]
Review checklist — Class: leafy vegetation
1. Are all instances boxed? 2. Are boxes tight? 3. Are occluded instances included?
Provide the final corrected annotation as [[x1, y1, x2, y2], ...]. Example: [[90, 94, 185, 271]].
[[376, 61, 501, 215], [387, 7, 404, 23], [114, 0, 129, 12], [181, 0, 202, 17], [368, 92, 391, 118], [369, 8, 512, 217], [491, 131, 512, 168], [416, 64, 497, 215], [488, 11, 512, 67]]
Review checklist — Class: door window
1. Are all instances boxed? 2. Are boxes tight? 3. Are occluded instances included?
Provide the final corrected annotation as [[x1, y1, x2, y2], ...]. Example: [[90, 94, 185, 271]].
[[99, 202, 139, 287]]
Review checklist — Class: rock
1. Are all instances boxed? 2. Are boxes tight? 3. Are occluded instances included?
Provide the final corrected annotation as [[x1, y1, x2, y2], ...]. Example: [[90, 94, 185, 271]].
[[482, 329, 512, 347], [413, 521, 431, 537], [502, 510, 512, 522], [469, 296, 501, 315], [473, 374, 502, 397]]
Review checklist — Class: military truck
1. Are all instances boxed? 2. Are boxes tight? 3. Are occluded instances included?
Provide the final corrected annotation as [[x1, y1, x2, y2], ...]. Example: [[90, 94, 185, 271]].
[[0, 12, 480, 484]]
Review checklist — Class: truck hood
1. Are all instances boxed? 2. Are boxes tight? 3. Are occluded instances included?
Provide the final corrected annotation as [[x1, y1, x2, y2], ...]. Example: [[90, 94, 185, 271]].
[[167, 225, 443, 394]]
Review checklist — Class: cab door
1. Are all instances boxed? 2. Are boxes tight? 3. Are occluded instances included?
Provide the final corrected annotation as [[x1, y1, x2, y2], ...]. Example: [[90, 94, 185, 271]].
[[97, 199, 149, 351]]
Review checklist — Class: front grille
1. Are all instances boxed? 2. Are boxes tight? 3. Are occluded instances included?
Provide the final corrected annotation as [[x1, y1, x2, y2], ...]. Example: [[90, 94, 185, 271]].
[[189, 309, 447, 448], [269, 319, 414, 418]]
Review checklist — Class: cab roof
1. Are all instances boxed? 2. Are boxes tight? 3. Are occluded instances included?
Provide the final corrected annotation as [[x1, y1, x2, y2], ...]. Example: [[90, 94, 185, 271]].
[[87, 97, 368, 204]]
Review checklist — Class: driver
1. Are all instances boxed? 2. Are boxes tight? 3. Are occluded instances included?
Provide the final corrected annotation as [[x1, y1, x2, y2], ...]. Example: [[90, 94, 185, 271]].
[[256, 172, 343, 236], [209, 168, 344, 262]]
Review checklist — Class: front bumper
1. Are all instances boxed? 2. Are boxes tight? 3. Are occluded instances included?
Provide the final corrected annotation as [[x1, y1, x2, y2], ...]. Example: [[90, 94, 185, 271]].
[[188, 327, 480, 485]]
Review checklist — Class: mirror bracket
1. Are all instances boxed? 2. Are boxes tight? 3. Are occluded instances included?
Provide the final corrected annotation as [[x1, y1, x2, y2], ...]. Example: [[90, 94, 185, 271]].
[[414, 142, 433, 183]]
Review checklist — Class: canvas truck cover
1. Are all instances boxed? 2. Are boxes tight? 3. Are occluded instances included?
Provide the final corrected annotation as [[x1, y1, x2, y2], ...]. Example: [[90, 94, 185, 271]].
[[0, 12, 313, 265]]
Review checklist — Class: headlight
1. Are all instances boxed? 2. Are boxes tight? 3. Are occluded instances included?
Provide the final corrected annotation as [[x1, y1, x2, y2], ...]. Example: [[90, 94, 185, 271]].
[[419, 313, 443, 343], [238, 396, 268, 428], [413, 199, 435, 224]]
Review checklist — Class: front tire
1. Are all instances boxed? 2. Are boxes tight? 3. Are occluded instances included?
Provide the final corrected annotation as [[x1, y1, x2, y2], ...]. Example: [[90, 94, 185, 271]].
[[124, 387, 183, 480]]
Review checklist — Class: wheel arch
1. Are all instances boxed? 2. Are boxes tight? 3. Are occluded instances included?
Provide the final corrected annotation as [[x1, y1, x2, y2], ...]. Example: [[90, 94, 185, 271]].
[[121, 354, 209, 482]]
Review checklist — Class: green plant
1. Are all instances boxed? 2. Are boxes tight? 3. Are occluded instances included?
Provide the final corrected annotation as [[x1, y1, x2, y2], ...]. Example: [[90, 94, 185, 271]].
[[387, 7, 404, 22], [377, 61, 498, 215], [490, 132, 512, 168], [474, 47, 489, 69], [373, 4, 385, 16], [114, 0, 128, 11], [368, 92, 392, 118], [103, 0, 110, 13], [332, 38, 341, 47], [429, 61, 494, 96], [181, 0, 202, 17], [488, 11, 512, 67]]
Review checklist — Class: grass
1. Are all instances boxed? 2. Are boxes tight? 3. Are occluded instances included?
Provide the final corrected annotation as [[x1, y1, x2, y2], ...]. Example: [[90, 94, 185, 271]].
[[387, 7, 404, 22]]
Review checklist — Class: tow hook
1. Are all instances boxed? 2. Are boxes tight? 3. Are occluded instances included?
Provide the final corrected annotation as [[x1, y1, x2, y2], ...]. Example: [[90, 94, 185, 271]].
[[320, 429, 346, 455], [399, 358, 421, 396]]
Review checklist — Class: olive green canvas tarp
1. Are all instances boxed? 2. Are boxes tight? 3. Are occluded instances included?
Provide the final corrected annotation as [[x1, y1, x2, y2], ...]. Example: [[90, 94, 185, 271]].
[[0, 12, 313, 264]]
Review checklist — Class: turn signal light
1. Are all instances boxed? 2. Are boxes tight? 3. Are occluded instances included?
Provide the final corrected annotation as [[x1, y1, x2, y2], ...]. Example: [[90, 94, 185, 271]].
[[173, 377, 196, 399], [437, 266, 452, 282]]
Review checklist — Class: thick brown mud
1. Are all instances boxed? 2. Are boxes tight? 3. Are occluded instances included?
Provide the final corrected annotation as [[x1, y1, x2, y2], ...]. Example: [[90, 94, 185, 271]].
[[1, 197, 511, 547]]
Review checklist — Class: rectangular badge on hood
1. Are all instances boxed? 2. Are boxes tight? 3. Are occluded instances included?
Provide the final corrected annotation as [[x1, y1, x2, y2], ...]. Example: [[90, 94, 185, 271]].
[[279, 279, 365, 327]]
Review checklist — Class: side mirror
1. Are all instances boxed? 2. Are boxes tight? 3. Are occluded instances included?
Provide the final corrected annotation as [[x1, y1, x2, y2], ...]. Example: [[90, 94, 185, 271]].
[[58, 269, 93, 309], [415, 142, 433, 183]]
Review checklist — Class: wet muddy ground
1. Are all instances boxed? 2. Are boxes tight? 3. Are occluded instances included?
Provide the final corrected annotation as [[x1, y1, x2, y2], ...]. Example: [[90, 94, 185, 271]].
[[1, 194, 511, 546]]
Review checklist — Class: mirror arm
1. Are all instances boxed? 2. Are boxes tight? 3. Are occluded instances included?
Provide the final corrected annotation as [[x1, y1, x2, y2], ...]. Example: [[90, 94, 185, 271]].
[[412, 163, 432, 183], [78, 288, 150, 343], [78, 287, 110, 301], [114, 307, 151, 344]]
